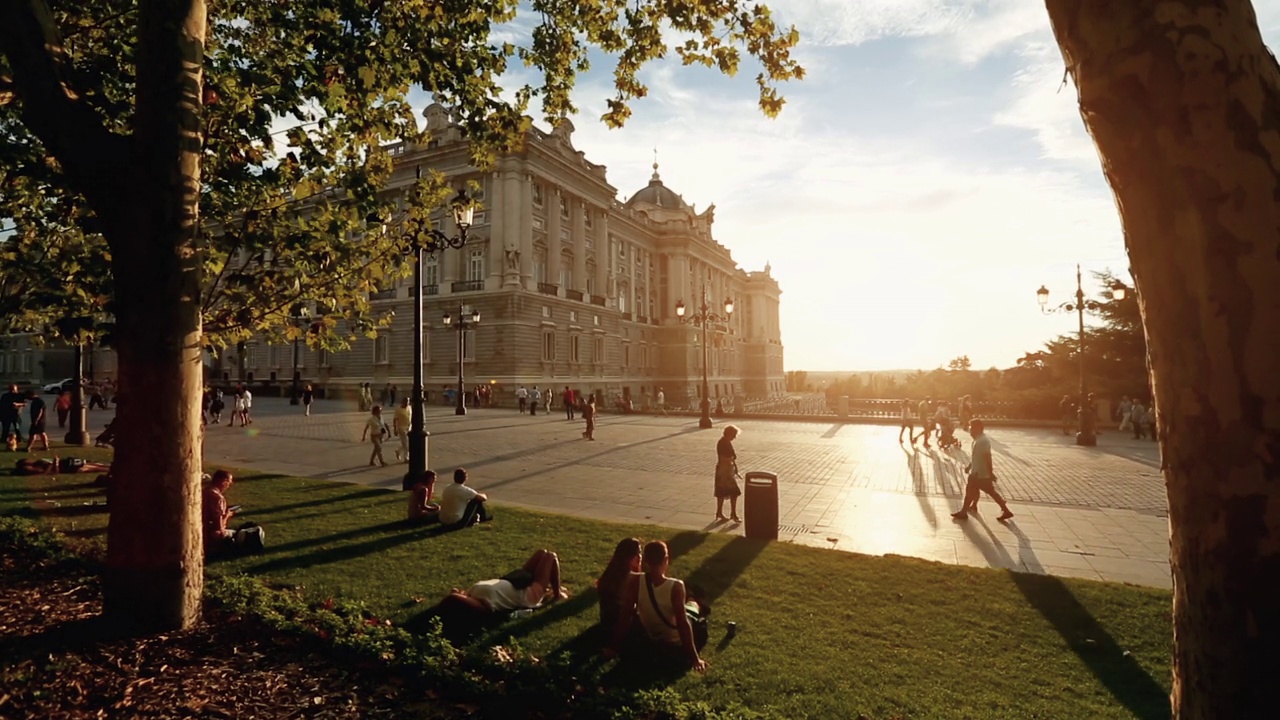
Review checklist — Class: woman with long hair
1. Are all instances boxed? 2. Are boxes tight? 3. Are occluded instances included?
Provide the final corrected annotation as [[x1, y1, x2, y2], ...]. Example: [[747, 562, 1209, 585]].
[[596, 537, 642, 630], [604, 540, 707, 673]]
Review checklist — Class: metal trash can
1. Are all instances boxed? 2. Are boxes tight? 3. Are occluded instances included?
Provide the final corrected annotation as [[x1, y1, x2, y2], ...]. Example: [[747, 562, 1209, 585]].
[[743, 471, 779, 541]]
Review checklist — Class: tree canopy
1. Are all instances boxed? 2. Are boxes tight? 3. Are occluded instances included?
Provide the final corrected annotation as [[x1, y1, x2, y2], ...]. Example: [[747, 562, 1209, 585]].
[[0, 0, 804, 349]]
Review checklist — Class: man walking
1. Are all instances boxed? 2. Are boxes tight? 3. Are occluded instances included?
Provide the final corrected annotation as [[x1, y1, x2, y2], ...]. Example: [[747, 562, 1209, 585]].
[[951, 419, 1013, 521], [516, 385, 528, 414], [530, 386, 541, 416], [361, 404, 389, 467], [913, 396, 933, 448], [0, 383, 25, 444], [563, 386, 576, 421], [25, 390, 48, 452], [898, 398, 914, 443], [582, 396, 596, 440], [393, 397, 412, 463], [656, 387, 666, 416]]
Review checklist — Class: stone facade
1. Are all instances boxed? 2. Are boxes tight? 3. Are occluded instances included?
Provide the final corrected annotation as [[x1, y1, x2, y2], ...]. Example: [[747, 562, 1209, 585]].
[[219, 108, 785, 407], [0, 333, 118, 387]]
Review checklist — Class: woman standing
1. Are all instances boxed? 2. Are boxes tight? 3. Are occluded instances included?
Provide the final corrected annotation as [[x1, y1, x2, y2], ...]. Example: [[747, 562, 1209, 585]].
[[714, 425, 741, 522], [302, 384, 314, 416]]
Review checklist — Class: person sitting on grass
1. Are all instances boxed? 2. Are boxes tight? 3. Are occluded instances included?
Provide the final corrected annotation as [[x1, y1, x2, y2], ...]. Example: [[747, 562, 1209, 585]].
[[202, 469, 238, 554], [438, 467, 492, 528], [436, 549, 570, 618], [604, 540, 708, 673], [407, 470, 439, 523], [14, 456, 112, 475], [596, 537, 642, 632]]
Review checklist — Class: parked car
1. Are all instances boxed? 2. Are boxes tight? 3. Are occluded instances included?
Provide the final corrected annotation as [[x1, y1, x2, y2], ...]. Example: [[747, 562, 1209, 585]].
[[42, 378, 77, 394]]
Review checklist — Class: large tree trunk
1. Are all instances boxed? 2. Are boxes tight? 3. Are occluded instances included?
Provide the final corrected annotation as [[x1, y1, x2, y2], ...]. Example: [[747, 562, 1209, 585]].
[[100, 0, 208, 632], [1045, 1, 1280, 716]]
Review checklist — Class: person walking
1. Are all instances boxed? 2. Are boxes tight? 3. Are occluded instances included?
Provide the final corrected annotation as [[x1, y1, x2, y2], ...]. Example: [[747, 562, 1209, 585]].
[[393, 397, 411, 462], [230, 386, 246, 428], [582, 396, 597, 440], [302, 383, 314, 416], [516, 385, 528, 414], [241, 386, 254, 425], [361, 404, 389, 467], [1117, 396, 1132, 432], [25, 390, 48, 452], [912, 396, 933, 449], [1130, 400, 1147, 440], [209, 388, 225, 425], [714, 425, 742, 522], [657, 387, 666, 416], [951, 419, 1013, 521], [898, 398, 914, 444], [563, 386, 576, 421], [530, 386, 541, 416], [54, 389, 71, 429], [1059, 394, 1075, 435], [0, 384, 24, 444]]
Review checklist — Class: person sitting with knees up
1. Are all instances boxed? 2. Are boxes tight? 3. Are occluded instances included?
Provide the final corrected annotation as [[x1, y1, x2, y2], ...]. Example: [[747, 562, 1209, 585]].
[[604, 540, 709, 673], [596, 537, 643, 632], [436, 549, 569, 618], [439, 467, 492, 528], [202, 469, 238, 554], [407, 470, 440, 523]]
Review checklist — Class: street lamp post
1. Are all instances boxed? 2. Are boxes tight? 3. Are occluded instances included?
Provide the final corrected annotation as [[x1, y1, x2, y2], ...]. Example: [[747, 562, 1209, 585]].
[[441, 303, 480, 416], [288, 305, 309, 406], [1037, 264, 1127, 447], [397, 184, 474, 488], [675, 281, 734, 429]]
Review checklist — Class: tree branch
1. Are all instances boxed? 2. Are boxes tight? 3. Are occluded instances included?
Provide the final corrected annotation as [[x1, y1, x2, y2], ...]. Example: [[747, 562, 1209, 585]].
[[0, 0, 130, 210]]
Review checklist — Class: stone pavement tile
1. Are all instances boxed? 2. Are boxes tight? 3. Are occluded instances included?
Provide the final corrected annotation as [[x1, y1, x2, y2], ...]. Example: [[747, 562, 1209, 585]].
[[1085, 556, 1171, 589], [1018, 548, 1098, 571], [1031, 565, 1105, 582]]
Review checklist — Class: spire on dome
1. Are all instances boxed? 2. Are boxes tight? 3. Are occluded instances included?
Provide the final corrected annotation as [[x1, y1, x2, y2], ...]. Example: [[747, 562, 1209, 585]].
[[651, 146, 660, 181]]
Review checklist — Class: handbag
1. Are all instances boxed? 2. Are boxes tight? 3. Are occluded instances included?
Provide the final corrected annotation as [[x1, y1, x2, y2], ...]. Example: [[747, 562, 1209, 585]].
[[644, 576, 709, 650]]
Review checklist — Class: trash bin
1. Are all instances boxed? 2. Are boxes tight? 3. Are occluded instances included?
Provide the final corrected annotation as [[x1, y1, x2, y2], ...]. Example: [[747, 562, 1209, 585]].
[[743, 471, 779, 541], [838, 395, 849, 418]]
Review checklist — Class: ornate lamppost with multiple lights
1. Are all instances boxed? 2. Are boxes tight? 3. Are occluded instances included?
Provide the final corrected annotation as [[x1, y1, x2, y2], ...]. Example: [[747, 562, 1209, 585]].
[[1037, 264, 1127, 447], [441, 303, 480, 416], [398, 185, 474, 488], [676, 283, 734, 429]]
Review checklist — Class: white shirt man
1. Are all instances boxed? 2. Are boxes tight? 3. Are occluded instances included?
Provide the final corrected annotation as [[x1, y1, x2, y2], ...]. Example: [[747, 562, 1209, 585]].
[[952, 419, 1013, 521], [657, 389, 666, 414], [439, 468, 491, 526]]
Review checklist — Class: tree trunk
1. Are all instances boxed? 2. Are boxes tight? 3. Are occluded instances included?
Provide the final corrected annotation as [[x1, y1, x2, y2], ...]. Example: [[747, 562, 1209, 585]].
[[100, 0, 208, 633], [1045, 1, 1280, 716]]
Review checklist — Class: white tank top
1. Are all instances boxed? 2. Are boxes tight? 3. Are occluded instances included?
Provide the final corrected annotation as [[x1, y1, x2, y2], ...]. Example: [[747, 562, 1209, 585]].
[[637, 575, 682, 645]]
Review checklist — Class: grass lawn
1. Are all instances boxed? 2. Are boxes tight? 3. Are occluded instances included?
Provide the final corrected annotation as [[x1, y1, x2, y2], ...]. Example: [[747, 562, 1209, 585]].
[[0, 447, 1173, 719]]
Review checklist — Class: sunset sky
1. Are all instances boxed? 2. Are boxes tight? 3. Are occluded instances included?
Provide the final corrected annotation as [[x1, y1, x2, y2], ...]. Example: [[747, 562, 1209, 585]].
[[429, 1, 1280, 372]]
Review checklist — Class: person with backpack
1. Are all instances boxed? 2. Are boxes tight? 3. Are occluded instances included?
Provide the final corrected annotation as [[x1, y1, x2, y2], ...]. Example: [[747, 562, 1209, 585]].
[[603, 540, 708, 673]]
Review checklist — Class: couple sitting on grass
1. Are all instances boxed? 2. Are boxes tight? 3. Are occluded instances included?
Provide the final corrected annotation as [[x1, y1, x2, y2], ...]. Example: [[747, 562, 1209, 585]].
[[406, 467, 493, 529], [597, 538, 710, 673]]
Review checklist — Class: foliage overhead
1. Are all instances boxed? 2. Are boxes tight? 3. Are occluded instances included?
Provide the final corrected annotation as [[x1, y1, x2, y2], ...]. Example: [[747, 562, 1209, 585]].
[[0, 0, 804, 348]]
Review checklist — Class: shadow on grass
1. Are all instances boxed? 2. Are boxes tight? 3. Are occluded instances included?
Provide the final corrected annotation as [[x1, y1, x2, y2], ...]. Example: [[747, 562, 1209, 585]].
[[234, 521, 452, 574], [246, 486, 390, 516], [956, 515, 1169, 719], [684, 535, 769, 605]]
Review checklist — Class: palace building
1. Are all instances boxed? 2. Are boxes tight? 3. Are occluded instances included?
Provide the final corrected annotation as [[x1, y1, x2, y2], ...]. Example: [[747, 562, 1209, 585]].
[[222, 106, 784, 409]]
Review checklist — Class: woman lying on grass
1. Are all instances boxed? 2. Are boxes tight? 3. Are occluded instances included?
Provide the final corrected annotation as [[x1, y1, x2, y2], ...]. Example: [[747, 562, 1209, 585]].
[[603, 540, 708, 673], [437, 548, 570, 616], [13, 457, 112, 475]]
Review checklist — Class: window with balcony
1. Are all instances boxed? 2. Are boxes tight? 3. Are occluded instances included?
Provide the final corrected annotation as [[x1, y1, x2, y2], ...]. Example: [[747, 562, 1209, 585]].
[[468, 248, 485, 282], [424, 256, 439, 287]]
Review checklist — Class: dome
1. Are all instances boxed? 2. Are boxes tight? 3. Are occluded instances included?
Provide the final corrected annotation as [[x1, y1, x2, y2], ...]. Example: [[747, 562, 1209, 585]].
[[624, 164, 689, 210]]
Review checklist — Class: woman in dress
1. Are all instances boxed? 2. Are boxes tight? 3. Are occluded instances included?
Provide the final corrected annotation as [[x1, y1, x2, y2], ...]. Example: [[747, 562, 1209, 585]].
[[302, 383, 314, 416], [714, 425, 741, 522]]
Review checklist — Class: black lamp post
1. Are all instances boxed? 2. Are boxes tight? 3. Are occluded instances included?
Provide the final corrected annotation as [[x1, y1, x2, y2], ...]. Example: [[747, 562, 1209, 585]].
[[676, 281, 734, 429], [288, 305, 310, 405], [1037, 264, 1127, 447], [399, 183, 473, 487], [441, 302, 480, 416]]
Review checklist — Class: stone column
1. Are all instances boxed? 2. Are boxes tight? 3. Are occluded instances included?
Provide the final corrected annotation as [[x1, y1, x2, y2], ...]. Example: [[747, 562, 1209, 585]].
[[595, 213, 609, 299], [546, 189, 562, 293], [488, 169, 505, 289], [573, 203, 588, 294], [519, 173, 533, 289]]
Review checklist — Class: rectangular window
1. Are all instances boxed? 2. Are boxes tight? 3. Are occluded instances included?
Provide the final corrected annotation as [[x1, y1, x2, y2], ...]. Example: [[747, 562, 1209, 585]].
[[462, 329, 475, 362], [532, 216, 545, 231], [569, 310, 577, 322], [247, 345, 258, 369], [586, 277, 595, 296], [585, 211, 593, 229], [618, 238, 626, 258], [532, 182, 544, 207], [624, 345, 630, 367], [594, 337, 605, 364], [318, 348, 330, 367], [570, 335, 580, 363], [425, 256, 439, 287], [560, 226, 570, 243], [559, 196, 569, 220], [593, 315, 600, 326], [542, 331, 556, 362], [542, 305, 551, 318], [21, 350, 31, 373], [560, 265, 570, 289], [534, 249, 547, 284], [374, 335, 389, 364], [468, 248, 485, 282]]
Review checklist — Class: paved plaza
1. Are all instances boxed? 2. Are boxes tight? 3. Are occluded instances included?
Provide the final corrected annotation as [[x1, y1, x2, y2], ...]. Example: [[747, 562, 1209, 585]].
[[82, 397, 1172, 588]]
